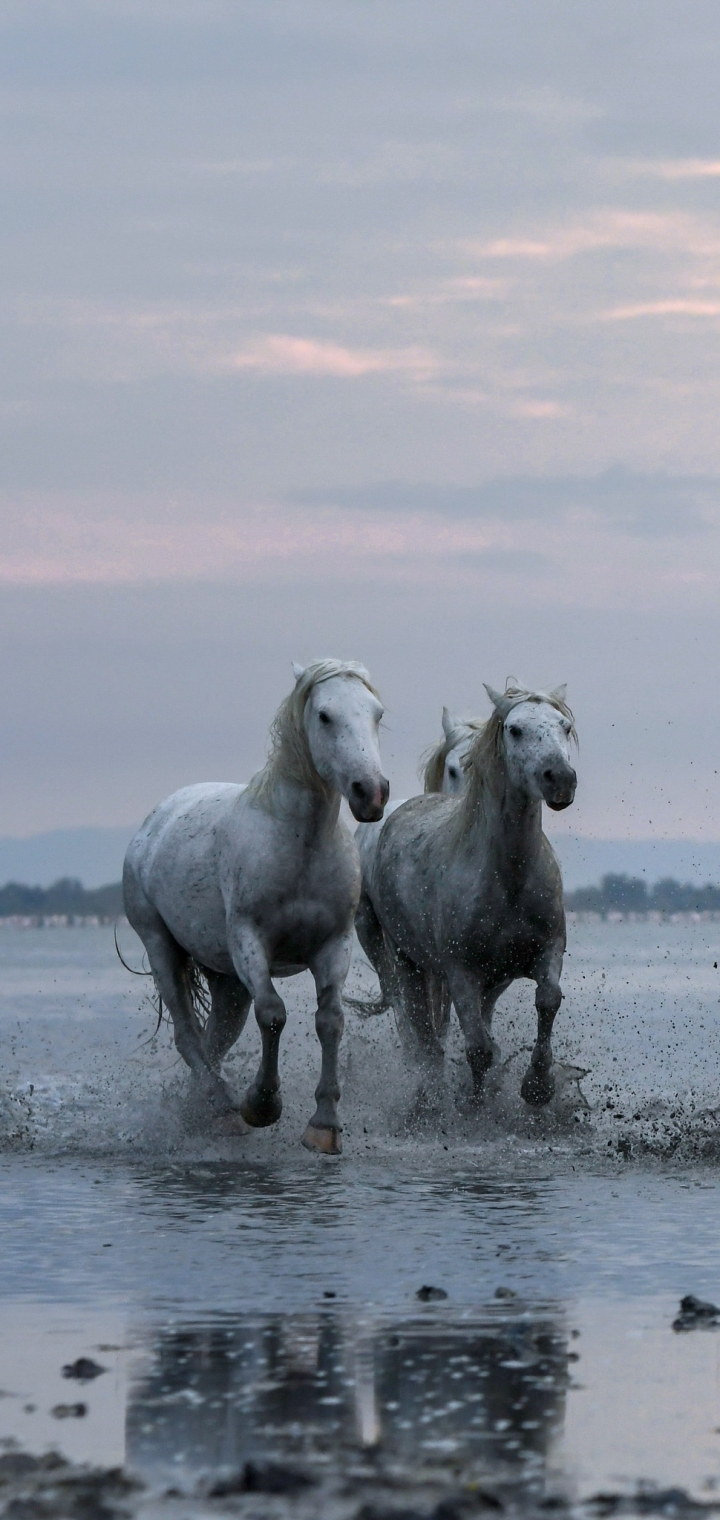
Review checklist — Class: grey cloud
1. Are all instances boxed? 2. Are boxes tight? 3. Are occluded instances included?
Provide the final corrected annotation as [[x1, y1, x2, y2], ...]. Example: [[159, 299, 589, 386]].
[[291, 473, 717, 536]]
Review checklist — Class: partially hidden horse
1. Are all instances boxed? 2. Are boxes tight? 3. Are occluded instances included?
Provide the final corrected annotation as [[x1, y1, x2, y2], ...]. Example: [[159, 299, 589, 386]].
[[352, 707, 483, 1018], [357, 682, 577, 1107], [123, 659, 388, 1153]]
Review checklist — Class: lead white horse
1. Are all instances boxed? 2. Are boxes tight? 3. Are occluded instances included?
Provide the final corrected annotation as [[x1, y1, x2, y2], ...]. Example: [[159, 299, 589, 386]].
[[123, 659, 388, 1153], [351, 708, 483, 1017], [359, 683, 577, 1108]]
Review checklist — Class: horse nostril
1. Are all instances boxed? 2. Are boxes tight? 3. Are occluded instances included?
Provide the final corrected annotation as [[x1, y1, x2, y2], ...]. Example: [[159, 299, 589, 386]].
[[543, 769, 555, 784], [351, 781, 367, 802], [380, 777, 390, 804]]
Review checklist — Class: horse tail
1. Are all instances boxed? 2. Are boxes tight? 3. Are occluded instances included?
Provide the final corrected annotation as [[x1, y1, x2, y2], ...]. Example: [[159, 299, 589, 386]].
[[185, 957, 212, 1030], [343, 991, 390, 1018], [114, 919, 166, 1036]]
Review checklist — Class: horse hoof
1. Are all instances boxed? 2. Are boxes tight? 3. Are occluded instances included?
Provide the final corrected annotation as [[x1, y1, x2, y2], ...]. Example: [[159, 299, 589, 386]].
[[239, 1089, 283, 1128], [212, 1110, 251, 1136], [301, 1123, 342, 1155], [521, 1069, 555, 1107]]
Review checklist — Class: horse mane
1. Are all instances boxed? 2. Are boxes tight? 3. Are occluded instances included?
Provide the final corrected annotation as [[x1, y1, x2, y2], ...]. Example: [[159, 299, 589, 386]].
[[421, 716, 485, 793], [456, 683, 577, 831], [248, 658, 380, 810]]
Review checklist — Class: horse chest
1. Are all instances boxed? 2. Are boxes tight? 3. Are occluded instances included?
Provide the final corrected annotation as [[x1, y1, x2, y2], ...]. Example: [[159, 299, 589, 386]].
[[455, 898, 556, 978]]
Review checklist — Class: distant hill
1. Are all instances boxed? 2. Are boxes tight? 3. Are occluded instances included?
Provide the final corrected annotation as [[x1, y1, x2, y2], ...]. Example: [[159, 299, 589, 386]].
[[0, 827, 136, 889]]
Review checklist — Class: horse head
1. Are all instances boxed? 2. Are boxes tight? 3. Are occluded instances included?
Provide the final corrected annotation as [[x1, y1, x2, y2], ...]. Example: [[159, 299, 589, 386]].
[[422, 708, 483, 795], [295, 661, 390, 822], [484, 681, 577, 812]]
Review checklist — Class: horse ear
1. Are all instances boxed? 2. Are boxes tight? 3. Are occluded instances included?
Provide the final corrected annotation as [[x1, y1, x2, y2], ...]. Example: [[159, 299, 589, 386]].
[[550, 682, 567, 704], [291, 661, 306, 683], [484, 683, 513, 720], [441, 706, 454, 739]]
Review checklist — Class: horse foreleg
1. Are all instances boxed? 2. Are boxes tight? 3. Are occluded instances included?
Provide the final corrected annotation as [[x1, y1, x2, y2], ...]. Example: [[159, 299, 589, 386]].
[[304, 933, 352, 1155], [228, 926, 287, 1128], [448, 967, 502, 1103], [522, 944, 564, 1106]]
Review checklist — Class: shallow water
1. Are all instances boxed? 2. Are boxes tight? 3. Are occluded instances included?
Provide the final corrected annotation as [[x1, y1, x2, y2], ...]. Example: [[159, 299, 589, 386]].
[[1, 921, 720, 1506]]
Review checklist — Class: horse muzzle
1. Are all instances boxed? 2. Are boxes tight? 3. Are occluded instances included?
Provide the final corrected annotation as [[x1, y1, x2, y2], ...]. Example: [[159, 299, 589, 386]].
[[541, 765, 577, 812], [349, 776, 390, 823]]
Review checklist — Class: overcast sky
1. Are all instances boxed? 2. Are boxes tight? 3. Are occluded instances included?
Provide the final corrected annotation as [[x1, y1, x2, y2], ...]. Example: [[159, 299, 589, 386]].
[[3, 0, 720, 840]]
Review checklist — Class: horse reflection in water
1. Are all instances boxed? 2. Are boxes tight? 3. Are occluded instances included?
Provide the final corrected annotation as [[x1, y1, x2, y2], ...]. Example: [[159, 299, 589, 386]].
[[125, 1309, 571, 1486]]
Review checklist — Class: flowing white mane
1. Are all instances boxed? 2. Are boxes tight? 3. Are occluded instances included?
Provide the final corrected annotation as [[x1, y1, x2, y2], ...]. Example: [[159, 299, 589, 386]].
[[249, 658, 380, 807]]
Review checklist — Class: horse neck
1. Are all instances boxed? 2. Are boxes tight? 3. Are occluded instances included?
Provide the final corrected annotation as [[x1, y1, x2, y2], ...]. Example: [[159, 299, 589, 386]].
[[264, 774, 341, 840], [463, 773, 544, 887]]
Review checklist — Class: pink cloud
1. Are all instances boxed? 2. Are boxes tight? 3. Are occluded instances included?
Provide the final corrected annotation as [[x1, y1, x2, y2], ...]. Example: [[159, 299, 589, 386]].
[[461, 212, 703, 263], [634, 158, 720, 181], [227, 334, 436, 379], [603, 299, 720, 321]]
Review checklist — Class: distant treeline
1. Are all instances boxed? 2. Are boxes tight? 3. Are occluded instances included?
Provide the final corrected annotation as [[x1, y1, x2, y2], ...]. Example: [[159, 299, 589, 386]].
[[565, 873, 720, 914], [0, 877, 124, 919], [1, 872, 719, 922]]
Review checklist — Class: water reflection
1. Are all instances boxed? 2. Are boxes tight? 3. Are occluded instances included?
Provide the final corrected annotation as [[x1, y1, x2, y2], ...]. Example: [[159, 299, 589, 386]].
[[126, 1309, 570, 1482]]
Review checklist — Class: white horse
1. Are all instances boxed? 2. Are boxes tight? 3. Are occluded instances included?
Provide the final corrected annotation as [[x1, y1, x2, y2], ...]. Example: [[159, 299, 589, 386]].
[[123, 659, 388, 1154], [351, 708, 483, 1017], [358, 683, 577, 1108]]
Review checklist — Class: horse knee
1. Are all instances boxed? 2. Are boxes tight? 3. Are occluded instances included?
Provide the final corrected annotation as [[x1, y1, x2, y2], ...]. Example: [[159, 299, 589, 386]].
[[467, 1042, 494, 1086], [536, 983, 562, 1019], [316, 990, 344, 1038], [255, 991, 286, 1033]]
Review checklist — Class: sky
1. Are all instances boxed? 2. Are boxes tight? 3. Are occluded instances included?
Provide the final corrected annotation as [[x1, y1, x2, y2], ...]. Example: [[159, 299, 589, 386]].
[[3, 0, 720, 840]]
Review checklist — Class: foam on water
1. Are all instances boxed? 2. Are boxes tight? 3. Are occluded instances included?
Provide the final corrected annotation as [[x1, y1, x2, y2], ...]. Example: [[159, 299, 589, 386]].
[[0, 918, 719, 1165]]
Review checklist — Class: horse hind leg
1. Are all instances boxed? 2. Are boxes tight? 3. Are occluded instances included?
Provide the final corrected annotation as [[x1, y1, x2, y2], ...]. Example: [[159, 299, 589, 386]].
[[386, 941, 445, 1115], [448, 969, 503, 1107], [203, 971, 252, 1070], [127, 904, 243, 1123]]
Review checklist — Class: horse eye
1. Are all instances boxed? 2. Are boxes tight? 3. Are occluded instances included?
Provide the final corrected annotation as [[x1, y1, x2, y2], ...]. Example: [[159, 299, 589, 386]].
[[508, 724, 522, 739], [318, 711, 331, 726], [449, 767, 459, 779]]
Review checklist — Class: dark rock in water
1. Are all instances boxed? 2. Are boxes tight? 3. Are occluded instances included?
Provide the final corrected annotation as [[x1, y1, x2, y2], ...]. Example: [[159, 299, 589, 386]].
[[673, 1294, 720, 1331], [62, 1356, 107, 1381], [589, 1486, 720, 1514], [416, 1284, 448, 1302], [356, 1497, 503, 1520], [355, 1507, 430, 1520], [0, 1452, 66, 1483], [494, 1286, 517, 1300], [0, 1452, 140, 1520], [52, 1402, 87, 1418], [208, 1460, 314, 1496]]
